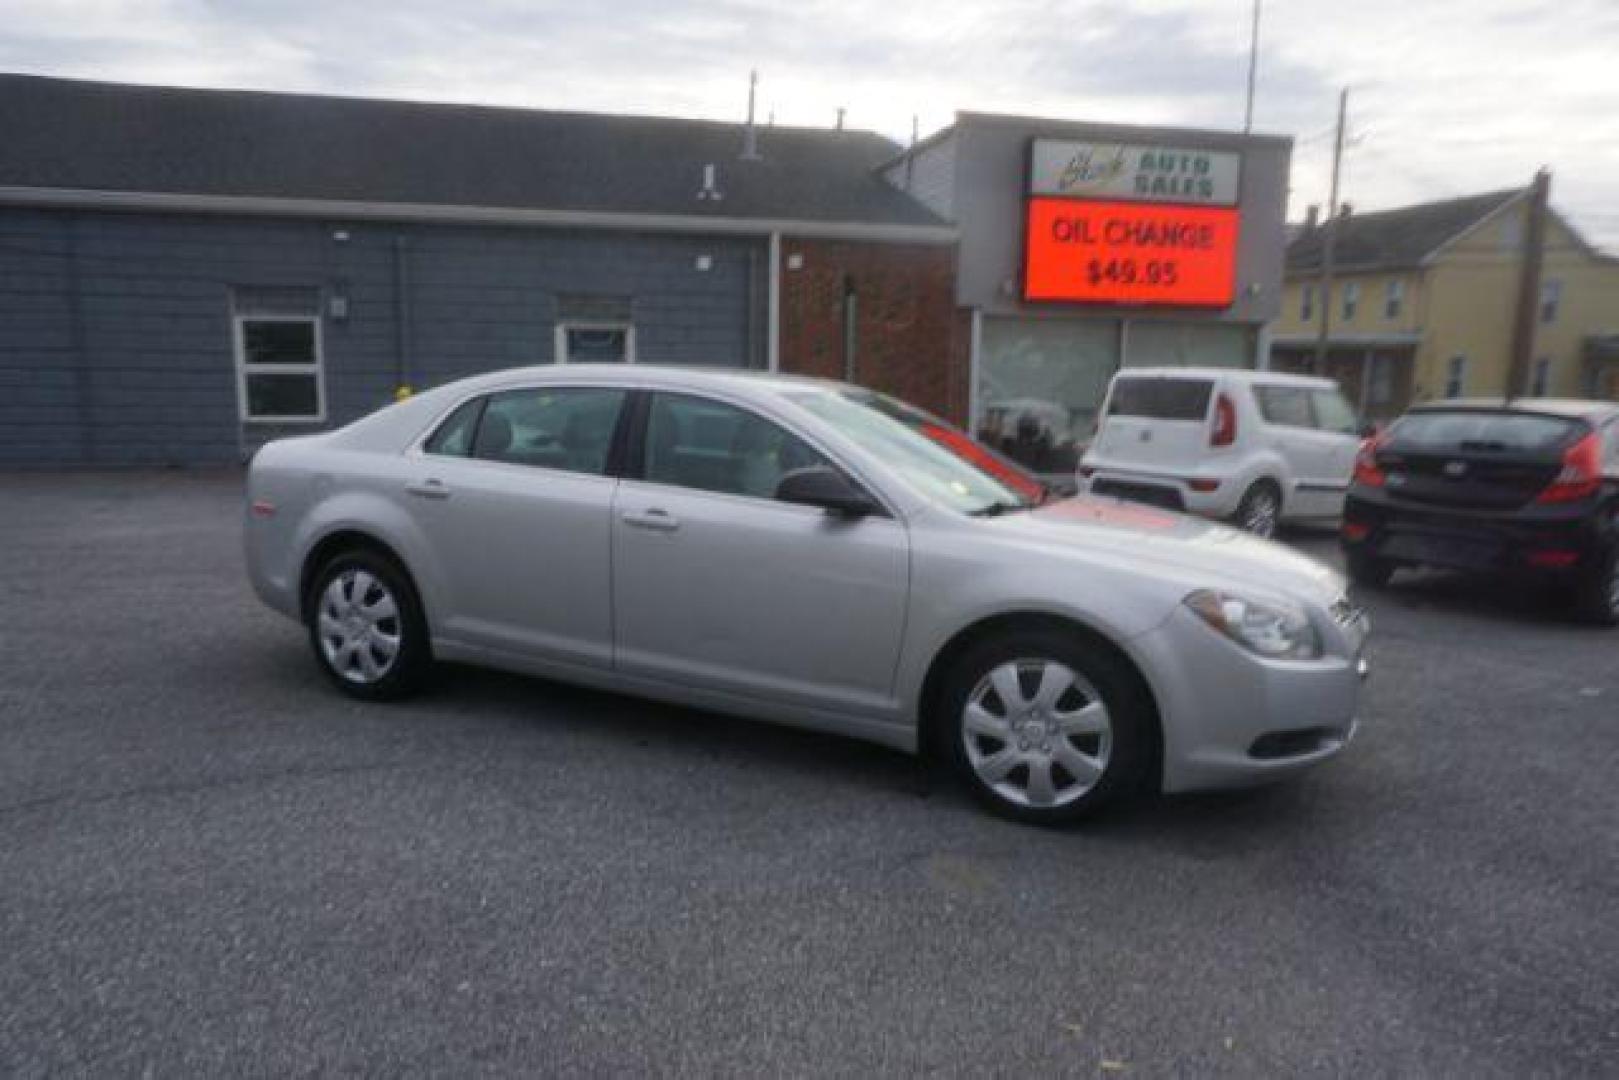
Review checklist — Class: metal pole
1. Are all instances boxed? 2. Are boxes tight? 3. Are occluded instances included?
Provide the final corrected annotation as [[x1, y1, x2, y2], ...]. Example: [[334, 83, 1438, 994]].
[[1313, 88, 1347, 374], [1244, 0, 1262, 133], [1506, 169, 1551, 400]]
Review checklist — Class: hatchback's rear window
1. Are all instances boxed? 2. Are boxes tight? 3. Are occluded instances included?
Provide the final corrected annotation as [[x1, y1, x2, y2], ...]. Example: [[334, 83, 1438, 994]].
[[1390, 410, 1582, 452], [1107, 378, 1213, 421]]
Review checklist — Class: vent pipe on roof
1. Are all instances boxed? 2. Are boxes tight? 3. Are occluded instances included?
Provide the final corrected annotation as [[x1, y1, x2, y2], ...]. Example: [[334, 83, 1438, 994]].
[[836, 107, 845, 132], [741, 69, 761, 161], [1304, 204, 1319, 230], [697, 163, 723, 202]]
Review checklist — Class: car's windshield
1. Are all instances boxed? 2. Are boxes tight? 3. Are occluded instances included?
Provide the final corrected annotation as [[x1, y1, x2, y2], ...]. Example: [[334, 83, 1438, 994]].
[[788, 389, 1045, 514]]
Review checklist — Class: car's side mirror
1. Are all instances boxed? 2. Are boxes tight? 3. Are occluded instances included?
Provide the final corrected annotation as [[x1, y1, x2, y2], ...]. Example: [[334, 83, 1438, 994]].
[[1357, 419, 1379, 439], [775, 466, 881, 518]]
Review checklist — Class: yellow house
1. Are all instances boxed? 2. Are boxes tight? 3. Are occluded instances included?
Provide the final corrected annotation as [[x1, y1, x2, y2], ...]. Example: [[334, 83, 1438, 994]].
[[1270, 189, 1619, 419]]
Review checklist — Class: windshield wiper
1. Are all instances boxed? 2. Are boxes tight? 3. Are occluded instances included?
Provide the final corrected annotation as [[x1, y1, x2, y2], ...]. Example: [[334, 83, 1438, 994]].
[[969, 500, 1034, 517]]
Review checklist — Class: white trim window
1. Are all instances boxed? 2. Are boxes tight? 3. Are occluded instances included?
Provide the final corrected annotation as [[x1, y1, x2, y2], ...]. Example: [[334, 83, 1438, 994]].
[[234, 314, 325, 423], [1444, 355, 1468, 399], [1384, 279, 1404, 320], [1540, 279, 1562, 324], [1341, 281, 1360, 321], [1531, 356, 1552, 397], [555, 320, 636, 364]]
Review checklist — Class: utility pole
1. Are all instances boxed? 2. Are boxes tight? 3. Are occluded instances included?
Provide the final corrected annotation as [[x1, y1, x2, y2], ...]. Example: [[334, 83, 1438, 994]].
[[1243, 0, 1262, 133], [1506, 168, 1551, 400], [1313, 87, 1348, 374]]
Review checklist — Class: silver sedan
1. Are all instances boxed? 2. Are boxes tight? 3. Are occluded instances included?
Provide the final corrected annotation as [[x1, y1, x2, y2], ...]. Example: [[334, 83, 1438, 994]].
[[245, 365, 1368, 823]]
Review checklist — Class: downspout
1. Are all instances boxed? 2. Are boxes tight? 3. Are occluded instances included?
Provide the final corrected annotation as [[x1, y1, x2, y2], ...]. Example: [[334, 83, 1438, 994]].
[[392, 234, 413, 393], [767, 231, 781, 372], [841, 274, 857, 383]]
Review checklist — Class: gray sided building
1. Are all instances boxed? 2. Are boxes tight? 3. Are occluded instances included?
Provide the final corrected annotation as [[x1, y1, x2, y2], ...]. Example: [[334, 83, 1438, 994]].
[[0, 75, 952, 465]]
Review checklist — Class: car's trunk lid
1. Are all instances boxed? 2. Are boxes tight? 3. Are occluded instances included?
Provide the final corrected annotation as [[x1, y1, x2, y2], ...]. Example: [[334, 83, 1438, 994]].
[[1375, 409, 1586, 510]]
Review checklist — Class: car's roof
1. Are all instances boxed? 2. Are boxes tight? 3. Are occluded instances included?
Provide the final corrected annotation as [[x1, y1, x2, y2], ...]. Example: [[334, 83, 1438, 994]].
[[1408, 397, 1619, 421], [1115, 366, 1336, 388], [435, 363, 855, 400]]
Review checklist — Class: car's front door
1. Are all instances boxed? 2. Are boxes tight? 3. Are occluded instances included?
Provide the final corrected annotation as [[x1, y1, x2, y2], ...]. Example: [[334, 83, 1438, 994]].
[[611, 391, 910, 718], [406, 384, 628, 667]]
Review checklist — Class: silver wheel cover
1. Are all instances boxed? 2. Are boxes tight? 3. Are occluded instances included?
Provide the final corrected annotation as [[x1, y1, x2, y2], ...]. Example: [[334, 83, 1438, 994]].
[[317, 569, 402, 685], [962, 659, 1113, 809]]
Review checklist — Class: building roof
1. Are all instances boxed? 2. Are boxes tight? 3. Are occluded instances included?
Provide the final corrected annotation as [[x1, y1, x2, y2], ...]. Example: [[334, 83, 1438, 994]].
[[1286, 189, 1522, 275], [0, 74, 949, 234]]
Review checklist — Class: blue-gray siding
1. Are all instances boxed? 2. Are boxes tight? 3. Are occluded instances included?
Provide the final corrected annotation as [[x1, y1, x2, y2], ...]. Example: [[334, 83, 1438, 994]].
[[0, 208, 765, 465]]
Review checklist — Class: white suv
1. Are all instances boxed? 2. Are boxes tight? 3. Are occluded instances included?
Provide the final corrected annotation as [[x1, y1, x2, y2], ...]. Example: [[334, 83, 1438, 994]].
[[1078, 368, 1363, 537]]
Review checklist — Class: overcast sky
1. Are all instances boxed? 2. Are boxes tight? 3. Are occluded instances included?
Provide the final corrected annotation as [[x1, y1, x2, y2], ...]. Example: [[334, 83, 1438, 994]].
[[4, 0, 1616, 250]]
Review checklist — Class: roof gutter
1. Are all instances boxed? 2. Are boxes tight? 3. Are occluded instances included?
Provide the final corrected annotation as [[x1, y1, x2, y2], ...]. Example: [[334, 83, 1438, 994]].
[[0, 185, 958, 245]]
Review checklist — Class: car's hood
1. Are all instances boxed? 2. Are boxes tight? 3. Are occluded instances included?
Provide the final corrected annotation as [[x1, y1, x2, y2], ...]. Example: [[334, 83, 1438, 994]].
[[985, 496, 1346, 607]]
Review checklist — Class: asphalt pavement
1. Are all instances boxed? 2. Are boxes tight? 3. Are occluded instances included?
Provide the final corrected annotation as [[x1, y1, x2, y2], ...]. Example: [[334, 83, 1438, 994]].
[[1, 471, 1615, 1075]]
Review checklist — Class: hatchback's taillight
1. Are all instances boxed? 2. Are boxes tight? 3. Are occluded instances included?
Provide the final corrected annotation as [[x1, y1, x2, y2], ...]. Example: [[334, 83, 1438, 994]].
[[1536, 432, 1603, 504], [1352, 435, 1387, 488], [1210, 394, 1237, 447]]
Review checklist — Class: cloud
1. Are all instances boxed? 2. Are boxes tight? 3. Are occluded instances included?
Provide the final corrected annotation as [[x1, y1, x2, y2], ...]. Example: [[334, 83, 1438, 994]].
[[1, 0, 1615, 248]]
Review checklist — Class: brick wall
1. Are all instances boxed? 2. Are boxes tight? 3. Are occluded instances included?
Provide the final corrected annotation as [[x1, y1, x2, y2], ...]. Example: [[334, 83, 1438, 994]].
[[777, 238, 968, 425]]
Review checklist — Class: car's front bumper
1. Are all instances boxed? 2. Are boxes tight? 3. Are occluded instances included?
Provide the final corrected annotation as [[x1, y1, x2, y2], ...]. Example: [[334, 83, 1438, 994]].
[[1132, 603, 1368, 793]]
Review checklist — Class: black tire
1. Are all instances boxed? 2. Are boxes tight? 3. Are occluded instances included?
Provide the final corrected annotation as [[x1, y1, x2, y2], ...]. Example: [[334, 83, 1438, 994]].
[[305, 549, 433, 700], [1345, 548, 1397, 589], [1233, 480, 1282, 539], [940, 627, 1154, 825], [1568, 543, 1619, 627]]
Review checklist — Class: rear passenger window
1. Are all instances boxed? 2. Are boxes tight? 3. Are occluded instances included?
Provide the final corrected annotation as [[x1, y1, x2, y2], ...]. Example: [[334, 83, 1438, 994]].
[[1107, 378, 1213, 420], [1255, 386, 1314, 429], [643, 393, 833, 500], [471, 387, 626, 475], [424, 397, 485, 457]]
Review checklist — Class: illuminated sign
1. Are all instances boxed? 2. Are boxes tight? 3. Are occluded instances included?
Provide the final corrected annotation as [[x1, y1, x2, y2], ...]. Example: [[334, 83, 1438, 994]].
[[1022, 197, 1241, 307], [1030, 139, 1241, 205]]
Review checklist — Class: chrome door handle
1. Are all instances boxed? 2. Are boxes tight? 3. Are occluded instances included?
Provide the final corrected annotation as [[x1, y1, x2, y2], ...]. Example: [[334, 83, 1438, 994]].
[[622, 508, 680, 532], [406, 478, 451, 500]]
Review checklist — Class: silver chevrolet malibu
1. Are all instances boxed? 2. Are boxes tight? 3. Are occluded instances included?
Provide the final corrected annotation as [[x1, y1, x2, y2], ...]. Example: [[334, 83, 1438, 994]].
[[246, 365, 1368, 823]]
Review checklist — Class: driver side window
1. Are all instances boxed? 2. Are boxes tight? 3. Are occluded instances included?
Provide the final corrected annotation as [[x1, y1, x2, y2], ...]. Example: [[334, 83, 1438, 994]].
[[643, 392, 835, 500]]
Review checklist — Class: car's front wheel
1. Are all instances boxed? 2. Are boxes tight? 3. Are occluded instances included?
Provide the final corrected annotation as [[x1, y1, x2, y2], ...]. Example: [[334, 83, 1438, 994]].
[[942, 628, 1153, 824], [306, 550, 432, 699]]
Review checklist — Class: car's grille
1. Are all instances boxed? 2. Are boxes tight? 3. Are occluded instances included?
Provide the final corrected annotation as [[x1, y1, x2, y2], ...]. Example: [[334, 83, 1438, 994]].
[[1330, 594, 1371, 641]]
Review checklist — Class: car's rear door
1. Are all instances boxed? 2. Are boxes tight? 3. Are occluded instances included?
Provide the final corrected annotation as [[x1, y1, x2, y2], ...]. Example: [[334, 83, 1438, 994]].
[[1089, 374, 1216, 473], [405, 384, 628, 667], [1253, 383, 1340, 518], [610, 390, 909, 718]]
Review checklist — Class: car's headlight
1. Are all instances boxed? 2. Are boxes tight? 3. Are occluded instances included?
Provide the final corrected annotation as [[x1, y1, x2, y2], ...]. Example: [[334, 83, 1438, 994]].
[[1185, 589, 1322, 660]]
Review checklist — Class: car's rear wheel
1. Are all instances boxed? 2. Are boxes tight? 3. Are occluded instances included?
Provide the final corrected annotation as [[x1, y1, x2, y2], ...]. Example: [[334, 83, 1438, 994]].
[[306, 550, 432, 699], [1346, 548, 1397, 589], [942, 628, 1152, 824], [1234, 481, 1282, 539]]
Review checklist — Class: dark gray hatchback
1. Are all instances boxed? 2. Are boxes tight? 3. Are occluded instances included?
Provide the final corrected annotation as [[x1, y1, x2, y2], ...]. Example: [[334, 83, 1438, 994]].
[[1342, 398, 1619, 624]]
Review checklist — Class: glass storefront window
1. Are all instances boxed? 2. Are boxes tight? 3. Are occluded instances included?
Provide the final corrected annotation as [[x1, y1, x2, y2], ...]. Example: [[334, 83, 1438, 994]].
[[976, 317, 1119, 477], [1124, 322, 1254, 369]]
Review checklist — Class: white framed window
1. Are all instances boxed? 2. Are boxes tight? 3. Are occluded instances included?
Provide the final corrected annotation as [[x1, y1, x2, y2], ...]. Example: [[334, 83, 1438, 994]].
[[1531, 356, 1552, 397], [1300, 284, 1315, 322], [555, 320, 636, 364], [1540, 279, 1562, 324], [234, 314, 325, 423], [1444, 355, 1468, 399], [1342, 281, 1360, 321], [1384, 280, 1405, 320]]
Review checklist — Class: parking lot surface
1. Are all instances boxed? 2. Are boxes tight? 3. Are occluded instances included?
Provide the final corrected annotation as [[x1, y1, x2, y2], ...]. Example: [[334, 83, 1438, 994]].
[[2, 471, 1616, 1075]]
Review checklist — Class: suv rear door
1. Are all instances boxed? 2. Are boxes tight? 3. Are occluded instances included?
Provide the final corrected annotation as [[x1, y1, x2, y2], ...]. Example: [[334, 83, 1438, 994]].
[[1091, 375, 1216, 473], [1252, 383, 1358, 518]]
